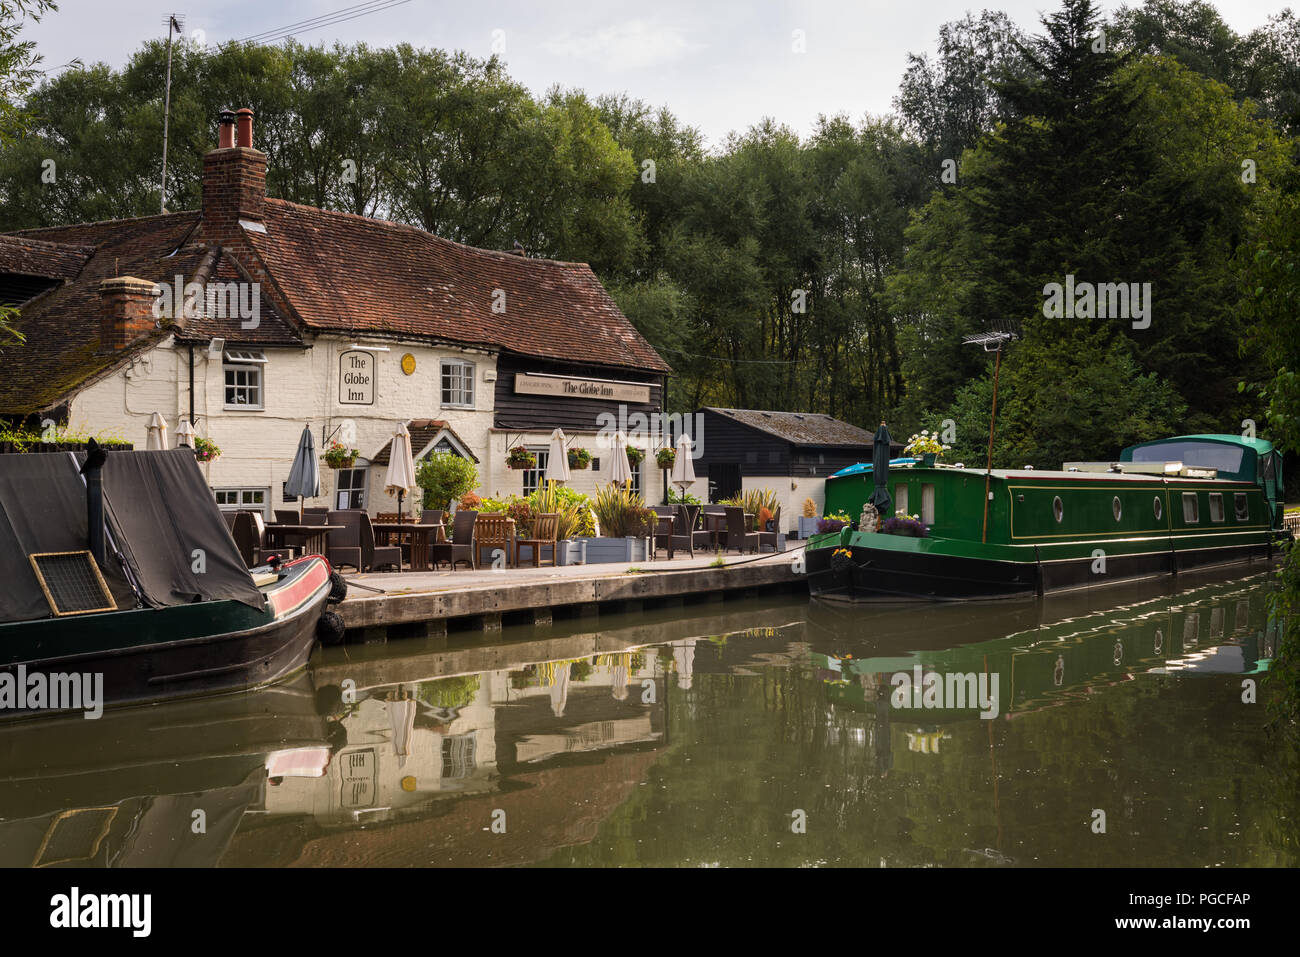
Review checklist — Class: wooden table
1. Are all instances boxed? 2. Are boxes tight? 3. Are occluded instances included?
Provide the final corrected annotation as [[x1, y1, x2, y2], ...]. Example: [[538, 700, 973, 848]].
[[264, 524, 343, 558], [371, 522, 445, 572], [701, 512, 754, 544]]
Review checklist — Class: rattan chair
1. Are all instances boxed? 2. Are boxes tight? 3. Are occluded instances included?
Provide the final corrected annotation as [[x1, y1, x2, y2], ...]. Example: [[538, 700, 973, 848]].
[[431, 510, 476, 570], [724, 506, 759, 554]]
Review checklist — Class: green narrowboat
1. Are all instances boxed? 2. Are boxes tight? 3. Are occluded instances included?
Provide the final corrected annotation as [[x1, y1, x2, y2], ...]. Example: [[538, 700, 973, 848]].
[[806, 434, 1284, 602]]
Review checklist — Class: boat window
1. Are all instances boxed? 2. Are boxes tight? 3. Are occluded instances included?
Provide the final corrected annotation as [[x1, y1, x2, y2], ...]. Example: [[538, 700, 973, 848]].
[[1208, 493, 1224, 522], [1112, 496, 1122, 521], [894, 484, 908, 517], [1153, 496, 1163, 521], [1053, 496, 1064, 523], [921, 484, 935, 525], [1234, 493, 1249, 521], [1182, 492, 1199, 524], [1131, 440, 1245, 475]]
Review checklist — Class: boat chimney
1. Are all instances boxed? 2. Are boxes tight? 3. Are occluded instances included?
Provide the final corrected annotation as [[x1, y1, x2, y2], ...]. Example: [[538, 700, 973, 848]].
[[81, 438, 108, 565]]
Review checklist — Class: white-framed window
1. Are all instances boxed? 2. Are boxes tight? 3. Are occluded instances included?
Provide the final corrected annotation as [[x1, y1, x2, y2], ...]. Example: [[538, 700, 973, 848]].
[[440, 359, 475, 408], [1208, 492, 1225, 523], [523, 447, 548, 496], [1182, 492, 1199, 524], [335, 468, 367, 510], [214, 487, 269, 518], [223, 348, 266, 410], [1234, 492, 1249, 521], [894, 484, 908, 517]]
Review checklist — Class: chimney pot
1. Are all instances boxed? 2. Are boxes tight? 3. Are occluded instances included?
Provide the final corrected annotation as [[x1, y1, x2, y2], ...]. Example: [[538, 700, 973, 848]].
[[235, 108, 254, 149], [218, 109, 236, 149]]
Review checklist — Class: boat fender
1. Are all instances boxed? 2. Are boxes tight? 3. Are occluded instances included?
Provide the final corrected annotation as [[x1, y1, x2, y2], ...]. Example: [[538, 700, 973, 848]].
[[328, 571, 348, 604], [317, 610, 346, 646]]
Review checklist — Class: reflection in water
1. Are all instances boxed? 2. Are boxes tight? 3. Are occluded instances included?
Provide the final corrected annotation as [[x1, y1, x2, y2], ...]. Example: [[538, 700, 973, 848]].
[[1, 569, 1296, 867]]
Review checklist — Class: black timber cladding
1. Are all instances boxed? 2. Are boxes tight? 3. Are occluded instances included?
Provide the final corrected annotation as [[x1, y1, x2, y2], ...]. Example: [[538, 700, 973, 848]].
[[693, 407, 882, 478], [493, 354, 662, 432]]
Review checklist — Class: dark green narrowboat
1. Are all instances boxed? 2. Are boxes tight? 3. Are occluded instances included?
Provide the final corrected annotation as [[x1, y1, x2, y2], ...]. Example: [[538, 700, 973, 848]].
[[806, 434, 1284, 602]]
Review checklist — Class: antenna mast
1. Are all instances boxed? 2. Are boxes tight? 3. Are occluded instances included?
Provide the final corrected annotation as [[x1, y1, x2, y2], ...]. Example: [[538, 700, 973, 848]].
[[160, 14, 184, 213]]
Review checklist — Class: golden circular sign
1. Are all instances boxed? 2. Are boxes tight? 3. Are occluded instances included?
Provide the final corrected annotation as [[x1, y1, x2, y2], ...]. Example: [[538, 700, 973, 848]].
[[400, 353, 416, 376], [401, 776, 418, 792]]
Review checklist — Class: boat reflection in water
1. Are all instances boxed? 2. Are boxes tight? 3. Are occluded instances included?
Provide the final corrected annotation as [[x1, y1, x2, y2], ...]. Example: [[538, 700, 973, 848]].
[[0, 567, 1292, 867]]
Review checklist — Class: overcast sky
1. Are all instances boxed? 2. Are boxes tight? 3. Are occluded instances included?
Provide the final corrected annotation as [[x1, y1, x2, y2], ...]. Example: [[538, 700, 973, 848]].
[[21, 0, 1295, 149]]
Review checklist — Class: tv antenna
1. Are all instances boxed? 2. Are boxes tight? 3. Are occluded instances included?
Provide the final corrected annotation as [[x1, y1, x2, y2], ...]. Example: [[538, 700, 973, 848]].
[[160, 14, 185, 214], [962, 329, 1018, 542]]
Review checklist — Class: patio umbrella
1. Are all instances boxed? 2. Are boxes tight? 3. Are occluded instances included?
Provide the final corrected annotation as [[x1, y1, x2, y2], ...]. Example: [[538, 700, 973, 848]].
[[671, 639, 696, 691], [175, 419, 196, 449], [868, 421, 893, 518], [544, 427, 570, 484], [284, 425, 320, 521], [387, 692, 417, 770], [384, 421, 418, 523], [607, 431, 633, 487], [145, 412, 167, 450], [670, 432, 696, 492], [549, 663, 570, 718]]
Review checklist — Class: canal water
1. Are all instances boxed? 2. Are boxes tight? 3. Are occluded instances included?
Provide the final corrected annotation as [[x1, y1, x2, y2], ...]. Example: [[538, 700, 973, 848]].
[[2, 569, 1296, 867]]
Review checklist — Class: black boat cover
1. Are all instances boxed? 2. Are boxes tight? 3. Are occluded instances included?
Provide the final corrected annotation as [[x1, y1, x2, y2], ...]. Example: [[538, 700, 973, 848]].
[[0, 449, 264, 624]]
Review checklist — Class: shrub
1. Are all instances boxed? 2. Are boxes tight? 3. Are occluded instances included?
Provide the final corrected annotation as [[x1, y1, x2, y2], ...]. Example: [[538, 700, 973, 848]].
[[803, 497, 818, 518], [667, 486, 702, 505], [816, 518, 848, 534], [417, 451, 479, 510], [458, 491, 482, 510], [527, 483, 594, 539], [593, 484, 654, 537]]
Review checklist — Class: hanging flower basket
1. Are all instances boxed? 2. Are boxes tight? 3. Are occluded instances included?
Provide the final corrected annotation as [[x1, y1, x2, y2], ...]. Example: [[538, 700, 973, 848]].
[[655, 448, 676, 470], [323, 440, 358, 469], [507, 445, 537, 470], [193, 436, 221, 463], [626, 447, 645, 468], [568, 447, 592, 469]]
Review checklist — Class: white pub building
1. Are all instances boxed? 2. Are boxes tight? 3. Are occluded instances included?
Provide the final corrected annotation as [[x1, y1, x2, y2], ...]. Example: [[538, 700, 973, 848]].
[[0, 108, 673, 516]]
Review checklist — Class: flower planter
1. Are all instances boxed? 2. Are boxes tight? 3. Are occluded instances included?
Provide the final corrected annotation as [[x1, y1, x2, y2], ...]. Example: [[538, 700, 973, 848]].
[[327, 458, 356, 470], [571, 536, 651, 564], [796, 516, 821, 539], [915, 453, 937, 467]]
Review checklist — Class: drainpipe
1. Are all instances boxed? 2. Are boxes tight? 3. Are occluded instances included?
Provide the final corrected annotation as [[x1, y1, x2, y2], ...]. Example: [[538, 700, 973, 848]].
[[188, 344, 195, 425], [662, 373, 669, 505]]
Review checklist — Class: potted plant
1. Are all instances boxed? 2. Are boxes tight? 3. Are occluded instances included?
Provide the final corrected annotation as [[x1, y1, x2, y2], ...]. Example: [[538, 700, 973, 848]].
[[882, 513, 929, 537], [655, 447, 676, 470], [506, 445, 536, 470], [797, 497, 821, 539], [567, 447, 592, 470], [625, 447, 645, 468], [323, 440, 358, 469], [903, 430, 950, 468], [193, 436, 221, 463]]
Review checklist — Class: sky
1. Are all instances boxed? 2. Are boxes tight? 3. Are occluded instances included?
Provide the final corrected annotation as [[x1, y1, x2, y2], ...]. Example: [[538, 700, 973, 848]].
[[20, 0, 1296, 150]]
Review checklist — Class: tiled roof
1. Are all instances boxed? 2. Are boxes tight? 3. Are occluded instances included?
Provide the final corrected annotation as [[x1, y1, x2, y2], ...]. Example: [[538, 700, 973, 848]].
[[0, 234, 95, 280], [171, 248, 301, 345], [370, 419, 479, 466], [0, 212, 203, 413], [244, 200, 670, 373], [704, 407, 879, 448]]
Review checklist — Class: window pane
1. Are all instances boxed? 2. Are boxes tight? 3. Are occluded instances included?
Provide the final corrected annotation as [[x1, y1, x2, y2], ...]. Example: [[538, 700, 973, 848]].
[[1208, 493, 1224, 522], [523, 449, 548, 496], [1234, 493, 1249, 521], [894, 485, 908, 517], [1182, 492, 1199, 523], [921, 484, 935, 525]]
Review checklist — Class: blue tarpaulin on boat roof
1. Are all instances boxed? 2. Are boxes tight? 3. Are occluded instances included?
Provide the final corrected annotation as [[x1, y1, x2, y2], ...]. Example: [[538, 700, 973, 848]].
[[830, 458, 913, 479]]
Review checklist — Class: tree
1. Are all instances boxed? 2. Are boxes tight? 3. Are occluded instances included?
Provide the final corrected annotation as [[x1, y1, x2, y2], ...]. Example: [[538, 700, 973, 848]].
[[416, 452, 479, 511], [0, 0, 54, 145]]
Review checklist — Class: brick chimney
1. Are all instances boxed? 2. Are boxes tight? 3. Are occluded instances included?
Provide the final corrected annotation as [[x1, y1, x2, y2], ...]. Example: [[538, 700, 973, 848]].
[[202, 107, 265, 235], [98, 277, 157, 351]]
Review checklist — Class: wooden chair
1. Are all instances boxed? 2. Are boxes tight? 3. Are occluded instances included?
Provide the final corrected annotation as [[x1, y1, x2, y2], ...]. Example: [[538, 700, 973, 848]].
[[431, 510, 476, 570], [758, 505, 783, 553], [474, 513, 514, 569], [724, 506, 759, 554], [516, 512, 559, 567]]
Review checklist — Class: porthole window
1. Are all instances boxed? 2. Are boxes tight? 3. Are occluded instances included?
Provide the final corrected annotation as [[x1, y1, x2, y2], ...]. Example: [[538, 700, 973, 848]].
[[1153, 496, 1163, 521], [1052, 496, 1064, 523], [1112, 496, 1122, 521]]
